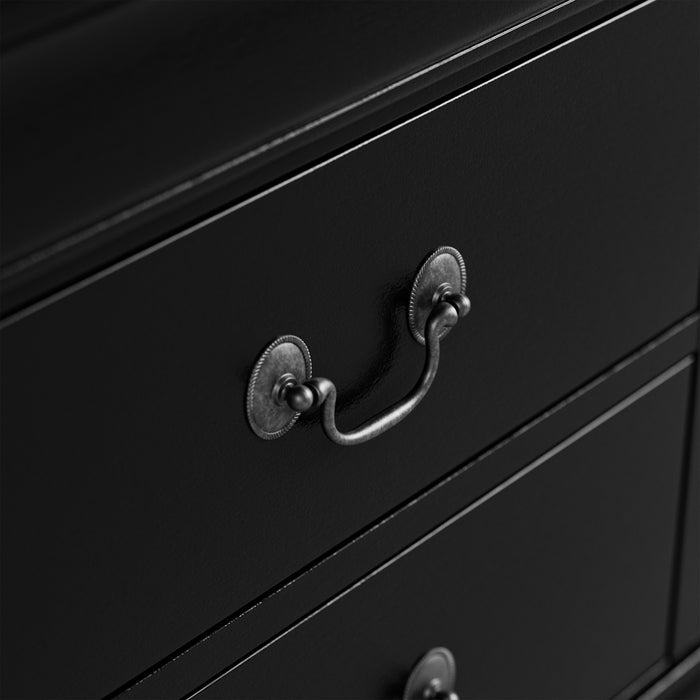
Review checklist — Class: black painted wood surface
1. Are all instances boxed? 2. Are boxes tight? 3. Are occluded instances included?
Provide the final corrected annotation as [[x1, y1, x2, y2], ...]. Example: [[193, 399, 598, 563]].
[[1, 4, 698, 697], [194, 365, 693, 700], [0, 0, 559, 264], [118, 320, 698, 700], [0, 0, 634, 315], [0, 0, 127, 50]]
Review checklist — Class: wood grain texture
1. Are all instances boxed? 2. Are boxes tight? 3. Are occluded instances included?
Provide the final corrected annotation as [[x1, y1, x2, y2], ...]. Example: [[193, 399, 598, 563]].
[[1, 3, 698, 697], [194, 365, 693, 700]]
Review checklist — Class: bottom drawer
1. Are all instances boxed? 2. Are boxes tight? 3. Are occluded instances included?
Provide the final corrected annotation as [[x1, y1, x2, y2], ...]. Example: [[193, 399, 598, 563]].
[[190, 360, 692, 700]]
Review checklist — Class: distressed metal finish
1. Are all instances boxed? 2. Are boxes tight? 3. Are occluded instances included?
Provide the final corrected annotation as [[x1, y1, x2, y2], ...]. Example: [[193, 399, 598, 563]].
[[409, 246, 467, 345], [246, 335, 312, 439], [403, 647, 459, 700], [246, 247, 470, 444], [305, 300, 463, 446]]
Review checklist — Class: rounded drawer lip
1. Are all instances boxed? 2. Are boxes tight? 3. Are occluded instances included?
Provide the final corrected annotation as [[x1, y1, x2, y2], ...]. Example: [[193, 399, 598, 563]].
[[2, 1, 699, 697], [0, 0, 578, 302], [0, 2, 660, 320]]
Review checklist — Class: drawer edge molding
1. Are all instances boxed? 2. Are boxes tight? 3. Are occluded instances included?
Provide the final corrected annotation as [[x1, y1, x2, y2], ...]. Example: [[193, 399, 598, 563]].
[[113, 313, 699, 700], [186, 357, 694, 700], [0, 0, 662, 326]]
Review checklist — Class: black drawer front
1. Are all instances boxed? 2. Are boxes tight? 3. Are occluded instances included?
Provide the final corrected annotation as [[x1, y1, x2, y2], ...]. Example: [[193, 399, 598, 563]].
[[1, 2, 699, 697], [193, 362, 693, 699]]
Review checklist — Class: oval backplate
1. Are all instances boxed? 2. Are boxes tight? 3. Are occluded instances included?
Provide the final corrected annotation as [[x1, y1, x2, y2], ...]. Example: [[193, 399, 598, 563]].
[[246, 335, 312, 439]]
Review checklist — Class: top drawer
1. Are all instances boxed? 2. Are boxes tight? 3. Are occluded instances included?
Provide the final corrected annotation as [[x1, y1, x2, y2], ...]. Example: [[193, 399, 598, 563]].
[[1, 2, 698, 698]]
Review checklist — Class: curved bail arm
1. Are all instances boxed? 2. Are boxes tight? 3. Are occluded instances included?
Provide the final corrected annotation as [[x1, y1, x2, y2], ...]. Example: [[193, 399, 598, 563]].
[[287, 295, 468, 446]]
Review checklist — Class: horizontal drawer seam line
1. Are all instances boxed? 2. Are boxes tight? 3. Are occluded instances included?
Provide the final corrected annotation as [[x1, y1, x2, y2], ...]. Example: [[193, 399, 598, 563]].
[[184, 356, 694, 700], [0, 0, 654, 320], [636, 646, 700, 700], [612, 659, 670, 700], [106, 311, 698, 699], [0, 0, 576, 281]]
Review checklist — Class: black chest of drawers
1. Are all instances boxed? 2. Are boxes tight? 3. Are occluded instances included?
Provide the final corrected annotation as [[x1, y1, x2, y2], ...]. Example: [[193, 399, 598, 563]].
[[1, 1, 699, 698]]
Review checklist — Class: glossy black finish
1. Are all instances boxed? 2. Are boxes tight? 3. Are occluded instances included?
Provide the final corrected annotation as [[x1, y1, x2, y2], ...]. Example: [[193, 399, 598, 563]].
[[119, 319, 698, 700], [194, 366, 693, 700], [1, 5, 698, 697], [0, 0, 634, 315]]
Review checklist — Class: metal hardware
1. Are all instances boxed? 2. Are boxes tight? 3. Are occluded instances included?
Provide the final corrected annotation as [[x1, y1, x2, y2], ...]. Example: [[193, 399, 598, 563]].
[[246, 335, 312, 439], [408, 246, 467, 345], [246, 246, 470, 445], [403, 647, 459, 700]]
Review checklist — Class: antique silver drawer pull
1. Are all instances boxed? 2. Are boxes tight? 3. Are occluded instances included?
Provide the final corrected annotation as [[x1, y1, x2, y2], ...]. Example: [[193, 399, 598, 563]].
[[246, 246, 470, 446], [404, 647, 460, 700]]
